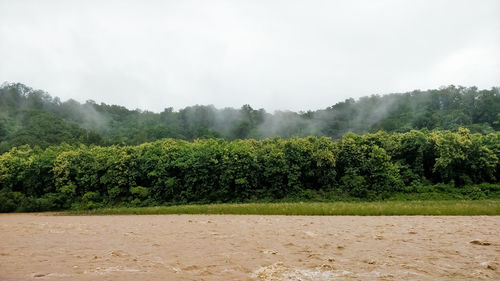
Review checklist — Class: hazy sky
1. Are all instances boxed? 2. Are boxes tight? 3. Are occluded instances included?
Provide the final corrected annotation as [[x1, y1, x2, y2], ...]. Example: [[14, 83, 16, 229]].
[[1, 0, 499, 112]]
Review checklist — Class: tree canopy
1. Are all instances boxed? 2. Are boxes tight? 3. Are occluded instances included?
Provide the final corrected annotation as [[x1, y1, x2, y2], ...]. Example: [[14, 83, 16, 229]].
[[1, 83, 499, 153], [1, 83, 500, 212], [1, 130, 499, 212]]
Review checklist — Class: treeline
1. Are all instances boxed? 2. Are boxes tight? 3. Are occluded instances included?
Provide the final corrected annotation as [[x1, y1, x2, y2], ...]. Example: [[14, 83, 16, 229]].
[[1, 128, 499, 212], [1, 83, 499, 153]]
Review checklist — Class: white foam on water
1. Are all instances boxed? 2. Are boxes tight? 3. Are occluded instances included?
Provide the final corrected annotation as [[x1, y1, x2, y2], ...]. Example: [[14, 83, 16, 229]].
[[252, 262, 355, 281]]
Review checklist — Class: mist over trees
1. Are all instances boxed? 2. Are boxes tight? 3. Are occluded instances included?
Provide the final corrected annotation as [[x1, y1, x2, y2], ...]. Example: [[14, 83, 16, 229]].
[[1, 82, 499, 153], [1, 82, 500, 211]]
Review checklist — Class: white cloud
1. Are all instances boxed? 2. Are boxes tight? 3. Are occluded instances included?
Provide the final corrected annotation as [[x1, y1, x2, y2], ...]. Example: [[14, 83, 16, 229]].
[[1, 0, 499, 112], [429, 44, 500, 87]]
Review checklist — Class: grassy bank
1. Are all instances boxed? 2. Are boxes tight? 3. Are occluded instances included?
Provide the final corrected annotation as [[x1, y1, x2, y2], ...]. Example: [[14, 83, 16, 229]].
[[67, 199, 500, 216]]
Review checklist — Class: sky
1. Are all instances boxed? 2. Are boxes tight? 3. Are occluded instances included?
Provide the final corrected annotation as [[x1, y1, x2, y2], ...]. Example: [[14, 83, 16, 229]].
[[1, 0, 499, 112]]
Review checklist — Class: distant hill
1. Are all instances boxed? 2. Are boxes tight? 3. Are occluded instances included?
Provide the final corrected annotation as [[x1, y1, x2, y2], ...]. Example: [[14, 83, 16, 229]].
[[1, 82, 499, 153]]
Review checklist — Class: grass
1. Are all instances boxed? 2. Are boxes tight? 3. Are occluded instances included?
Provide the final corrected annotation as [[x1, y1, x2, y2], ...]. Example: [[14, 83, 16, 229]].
[[67, 199, 500, 216]]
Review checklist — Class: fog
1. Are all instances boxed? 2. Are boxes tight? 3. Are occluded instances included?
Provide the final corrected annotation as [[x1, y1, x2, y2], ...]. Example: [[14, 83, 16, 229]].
[[1, 0, 499, 112]]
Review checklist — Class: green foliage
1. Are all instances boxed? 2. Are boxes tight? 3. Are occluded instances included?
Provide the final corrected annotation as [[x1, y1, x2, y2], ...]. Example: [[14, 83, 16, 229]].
[[1, 83, 499, 153], [335, 134, 403, 198], [0, 189, 23, 212], [429, 128, 498, 184], [1, 82, 500, 212], [1, 128, 500, 212], [130, 186, 149, 199]]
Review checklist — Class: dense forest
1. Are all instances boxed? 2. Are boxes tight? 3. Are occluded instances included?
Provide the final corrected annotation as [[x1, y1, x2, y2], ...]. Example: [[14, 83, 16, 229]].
[[1, 83, 499, 153], [1, 128, 500, 212], [1, 83, 500, 212]]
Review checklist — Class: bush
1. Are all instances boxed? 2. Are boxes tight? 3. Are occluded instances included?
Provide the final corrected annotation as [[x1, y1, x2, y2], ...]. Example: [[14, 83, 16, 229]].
[[130, 186, 149, 199]]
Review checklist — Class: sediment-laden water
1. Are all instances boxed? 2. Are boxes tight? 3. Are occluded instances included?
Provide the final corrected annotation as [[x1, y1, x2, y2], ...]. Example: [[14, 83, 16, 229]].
[[0, 214, 498, 280]]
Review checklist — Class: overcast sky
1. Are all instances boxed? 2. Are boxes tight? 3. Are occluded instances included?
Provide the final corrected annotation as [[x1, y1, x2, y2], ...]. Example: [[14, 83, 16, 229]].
[[1, 0, 499, 112]]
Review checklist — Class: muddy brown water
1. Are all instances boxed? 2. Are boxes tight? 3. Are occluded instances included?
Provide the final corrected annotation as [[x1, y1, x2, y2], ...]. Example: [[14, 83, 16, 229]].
[[0, 214, 498, 280]]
